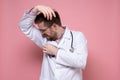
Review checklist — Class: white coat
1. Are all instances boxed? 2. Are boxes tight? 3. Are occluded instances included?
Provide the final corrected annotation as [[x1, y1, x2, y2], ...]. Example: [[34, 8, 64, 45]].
[[19, 11, 88, 80]]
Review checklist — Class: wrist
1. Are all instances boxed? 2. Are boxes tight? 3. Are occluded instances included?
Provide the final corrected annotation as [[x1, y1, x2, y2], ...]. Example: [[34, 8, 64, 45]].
[[32, 6, 38, 13], [54, 49, 58, 56], [28, 7, 37, 16]]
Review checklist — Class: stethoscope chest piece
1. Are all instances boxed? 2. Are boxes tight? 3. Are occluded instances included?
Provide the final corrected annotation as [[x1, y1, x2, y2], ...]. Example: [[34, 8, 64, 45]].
[[69, 48, 74, 53]]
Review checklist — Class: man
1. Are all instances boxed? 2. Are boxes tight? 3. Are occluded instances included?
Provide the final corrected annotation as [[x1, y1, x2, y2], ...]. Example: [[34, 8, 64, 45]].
[[19, 5, 88, 80]]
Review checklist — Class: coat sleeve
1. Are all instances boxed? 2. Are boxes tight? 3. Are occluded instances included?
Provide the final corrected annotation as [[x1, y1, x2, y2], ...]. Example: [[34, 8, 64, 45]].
[[55, 32, 88, 69], [19, 10, 46, 48]]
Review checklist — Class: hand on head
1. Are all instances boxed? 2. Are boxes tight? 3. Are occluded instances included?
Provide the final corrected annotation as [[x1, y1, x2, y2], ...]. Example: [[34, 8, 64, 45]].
[[33, 5, 56, 20]]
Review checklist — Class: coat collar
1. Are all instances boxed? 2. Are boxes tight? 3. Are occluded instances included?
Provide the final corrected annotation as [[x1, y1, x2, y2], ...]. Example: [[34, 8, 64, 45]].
[[57, 26, 71, 48], [46, 26, 71, 48], [62, 26, 71, 40]]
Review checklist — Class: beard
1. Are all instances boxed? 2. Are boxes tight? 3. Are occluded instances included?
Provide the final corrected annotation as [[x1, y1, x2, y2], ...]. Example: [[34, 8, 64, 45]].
[[43, 31, 57, 41], [48, 32, 57, 41]]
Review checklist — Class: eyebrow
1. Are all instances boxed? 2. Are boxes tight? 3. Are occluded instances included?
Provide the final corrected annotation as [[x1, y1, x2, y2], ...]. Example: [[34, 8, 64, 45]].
[[38, 28, 48, 32], [39, 29, 45, 31]]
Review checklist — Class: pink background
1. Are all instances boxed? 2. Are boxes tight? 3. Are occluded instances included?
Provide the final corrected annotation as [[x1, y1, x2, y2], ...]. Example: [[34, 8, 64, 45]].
[[0, 0, 120, 80]]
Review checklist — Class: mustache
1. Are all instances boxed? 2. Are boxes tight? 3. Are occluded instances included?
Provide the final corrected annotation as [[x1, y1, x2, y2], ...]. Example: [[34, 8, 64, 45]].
[[42, 34, 49, 37]]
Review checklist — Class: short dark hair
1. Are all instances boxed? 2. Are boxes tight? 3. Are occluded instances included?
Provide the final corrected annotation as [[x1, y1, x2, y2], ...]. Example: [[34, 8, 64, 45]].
[[34, 10, 62, 27]]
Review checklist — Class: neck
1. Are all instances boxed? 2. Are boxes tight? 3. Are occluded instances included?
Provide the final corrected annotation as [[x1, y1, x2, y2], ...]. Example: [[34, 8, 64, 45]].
[[57, 26, 65, 40]]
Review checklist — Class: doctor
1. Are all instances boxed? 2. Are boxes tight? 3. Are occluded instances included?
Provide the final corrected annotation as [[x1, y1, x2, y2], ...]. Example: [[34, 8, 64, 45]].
[[19, 5, 88, 80]]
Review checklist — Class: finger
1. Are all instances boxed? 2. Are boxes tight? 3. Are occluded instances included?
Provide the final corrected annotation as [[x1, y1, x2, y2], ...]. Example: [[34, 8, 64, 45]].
[[43, 7, 55, 20], [42, 46, 45, 49], [47, 7, 56, 20], [41, 8, 50, 20], [42, 47, 47, 51], [38, 6, 49, 18], [36, 11, 41, 15], [49, 8, 56, 18], [39, 8, 47, 18], [46, 10, 52, 20], [43, 44, 48, 48], [43, 50, 47, 53], [36, 6, 55, 20], [48, 8, 56, 20]]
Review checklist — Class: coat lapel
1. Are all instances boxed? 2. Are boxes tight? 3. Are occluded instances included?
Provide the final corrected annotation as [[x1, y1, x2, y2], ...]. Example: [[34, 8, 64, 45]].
[[58, 27, 71, 49]]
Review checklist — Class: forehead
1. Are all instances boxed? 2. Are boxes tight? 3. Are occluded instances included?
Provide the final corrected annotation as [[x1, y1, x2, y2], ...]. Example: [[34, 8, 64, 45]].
[[37, 22, 47, 29]]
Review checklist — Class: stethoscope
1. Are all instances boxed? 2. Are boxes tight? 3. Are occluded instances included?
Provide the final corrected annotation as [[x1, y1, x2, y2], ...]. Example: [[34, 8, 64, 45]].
[[69, 31, 74, 53]]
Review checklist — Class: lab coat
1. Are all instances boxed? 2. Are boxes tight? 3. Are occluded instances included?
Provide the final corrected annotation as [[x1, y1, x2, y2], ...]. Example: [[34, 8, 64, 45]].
[[19, 11, 88, 80]]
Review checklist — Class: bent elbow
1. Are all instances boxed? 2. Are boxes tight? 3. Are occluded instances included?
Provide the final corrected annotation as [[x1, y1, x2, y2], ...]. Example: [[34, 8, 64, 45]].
[[75, 56, 88, 69]]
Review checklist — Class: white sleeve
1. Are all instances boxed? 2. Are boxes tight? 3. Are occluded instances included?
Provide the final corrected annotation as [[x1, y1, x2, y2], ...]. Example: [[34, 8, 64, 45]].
[[19, 10, 47, 48], [56, 32, 88, 69]]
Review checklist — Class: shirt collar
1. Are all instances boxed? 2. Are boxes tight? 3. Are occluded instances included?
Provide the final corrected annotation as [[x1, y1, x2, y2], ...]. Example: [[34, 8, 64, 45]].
[[62, 26, 71, 39]]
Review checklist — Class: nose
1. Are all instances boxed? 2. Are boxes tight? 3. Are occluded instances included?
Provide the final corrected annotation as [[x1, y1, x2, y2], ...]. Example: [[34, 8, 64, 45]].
[[41, 32, 45, 36], [41, 32, 48, 38]]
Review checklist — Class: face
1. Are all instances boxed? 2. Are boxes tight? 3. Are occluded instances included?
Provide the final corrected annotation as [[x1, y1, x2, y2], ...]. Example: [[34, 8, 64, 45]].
[[37, 22, 58, 41]]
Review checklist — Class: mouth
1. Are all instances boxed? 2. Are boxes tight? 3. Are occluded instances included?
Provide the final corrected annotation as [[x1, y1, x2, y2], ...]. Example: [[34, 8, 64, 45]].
[[42, 34, 54, 41], [46, 36, 50, 39], [43, 35, 50, 39]]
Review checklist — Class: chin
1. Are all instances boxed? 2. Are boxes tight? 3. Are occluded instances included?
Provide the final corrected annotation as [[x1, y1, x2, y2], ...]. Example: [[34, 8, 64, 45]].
[[48, 38, 56, 41], [46, 37, 52, 41]]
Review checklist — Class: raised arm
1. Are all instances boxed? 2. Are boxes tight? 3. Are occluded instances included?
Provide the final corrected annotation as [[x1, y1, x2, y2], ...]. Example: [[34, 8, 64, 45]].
[[19, 5, 55, 48]]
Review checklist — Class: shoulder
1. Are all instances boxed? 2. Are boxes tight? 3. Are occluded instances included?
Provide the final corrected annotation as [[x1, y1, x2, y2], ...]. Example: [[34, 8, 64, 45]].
[[71, 30, 87, 42], [71, 30, 85, 37]]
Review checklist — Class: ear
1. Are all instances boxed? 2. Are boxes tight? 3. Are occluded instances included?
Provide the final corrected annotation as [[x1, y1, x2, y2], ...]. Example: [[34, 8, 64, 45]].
[[51, 23, 57, 30], [34, 23, 40, 29]]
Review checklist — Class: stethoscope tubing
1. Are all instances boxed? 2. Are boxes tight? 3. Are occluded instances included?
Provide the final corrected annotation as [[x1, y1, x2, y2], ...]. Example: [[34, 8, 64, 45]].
[[69, 31, 74, 53]]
